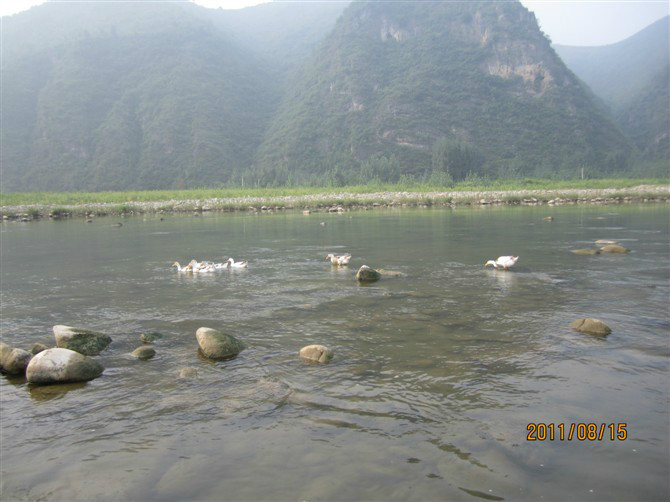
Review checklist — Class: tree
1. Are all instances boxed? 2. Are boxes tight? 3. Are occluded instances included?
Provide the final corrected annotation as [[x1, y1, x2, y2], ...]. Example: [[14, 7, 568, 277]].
[[431, 138, 485, 181]]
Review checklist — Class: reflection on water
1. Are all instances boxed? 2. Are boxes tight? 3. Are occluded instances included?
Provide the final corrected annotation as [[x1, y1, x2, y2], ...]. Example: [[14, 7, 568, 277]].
[[1, 205, 668, 501]]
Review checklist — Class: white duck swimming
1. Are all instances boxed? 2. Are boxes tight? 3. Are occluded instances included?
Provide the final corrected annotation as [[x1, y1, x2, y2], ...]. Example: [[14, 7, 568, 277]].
[[172, 261, 193, 272], [227, 257, 248, 269], [485, 256, 519, 270], [187, 259, 219, 273], [326, 253, 351, 266]]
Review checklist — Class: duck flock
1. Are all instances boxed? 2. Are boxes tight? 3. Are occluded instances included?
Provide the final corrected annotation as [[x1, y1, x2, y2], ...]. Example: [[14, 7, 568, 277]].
[[173, 253, 518, 273], [172, 257, 248, 273]]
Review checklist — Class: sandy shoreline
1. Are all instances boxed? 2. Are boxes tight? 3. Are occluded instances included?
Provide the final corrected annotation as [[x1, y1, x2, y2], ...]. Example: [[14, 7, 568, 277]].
[[1, 185, 668, 220]]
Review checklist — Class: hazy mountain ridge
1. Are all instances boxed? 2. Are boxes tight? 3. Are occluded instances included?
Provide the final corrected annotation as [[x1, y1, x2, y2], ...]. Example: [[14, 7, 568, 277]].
[[617, 63, 670, 161], [1, 1, 345, 191], [554, 16, 669, 112], [0, 1, 666, 191], [253, 0, 633, 183]]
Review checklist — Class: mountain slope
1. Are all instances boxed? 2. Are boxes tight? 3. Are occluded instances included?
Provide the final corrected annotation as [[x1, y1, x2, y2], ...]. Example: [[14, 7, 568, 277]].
[[1, 5, 278, 191], [617, 64, 670, 161], [554, 16, 669, 112], [254, 0, 634, 183]]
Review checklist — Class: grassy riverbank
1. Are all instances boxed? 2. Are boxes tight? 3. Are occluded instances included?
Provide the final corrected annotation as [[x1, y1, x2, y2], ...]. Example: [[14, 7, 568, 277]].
[[1, 179, 668, 220], [1, 178, 667, 207]]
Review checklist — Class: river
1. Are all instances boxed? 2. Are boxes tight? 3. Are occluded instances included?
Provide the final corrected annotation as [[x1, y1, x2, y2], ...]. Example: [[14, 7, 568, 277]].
[[1, 204, 668, 501]]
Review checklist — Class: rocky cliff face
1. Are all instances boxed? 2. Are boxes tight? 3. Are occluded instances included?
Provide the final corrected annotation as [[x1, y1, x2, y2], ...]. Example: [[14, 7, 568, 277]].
[[254, 0, 632, 181]]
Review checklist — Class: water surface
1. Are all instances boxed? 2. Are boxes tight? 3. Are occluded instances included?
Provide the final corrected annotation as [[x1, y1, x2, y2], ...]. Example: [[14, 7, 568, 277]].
[[1, 205, 668, 501]]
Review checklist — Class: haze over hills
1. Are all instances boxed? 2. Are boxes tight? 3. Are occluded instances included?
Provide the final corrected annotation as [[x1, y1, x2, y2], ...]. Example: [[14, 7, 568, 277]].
[[0, 0, 666, 192], [555, 16, 669, 164], [1, 1, 345, 191], [555, 16, 669, 113]]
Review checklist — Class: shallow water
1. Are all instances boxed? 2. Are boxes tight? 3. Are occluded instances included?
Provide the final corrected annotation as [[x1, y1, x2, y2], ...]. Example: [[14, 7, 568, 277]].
[[1, 205, 668, 501]]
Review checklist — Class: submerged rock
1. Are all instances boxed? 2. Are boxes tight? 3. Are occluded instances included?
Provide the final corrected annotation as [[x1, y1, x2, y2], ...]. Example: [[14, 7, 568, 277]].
[[570, 318, 612, 337], [356, 265, 382, 283], [0, 343, 32, 375], [140, 332, 163, 344], [26, 348, 104, 384], [299, 344, 333, 364], [571, 248, 601, 255], [53, 325, 112, 356], [195, 327, 245, 360], [599, 244, 630, 254], [377, 269, 408, 277], [178, 367, 199, 379], [131, 346, 156, 360]]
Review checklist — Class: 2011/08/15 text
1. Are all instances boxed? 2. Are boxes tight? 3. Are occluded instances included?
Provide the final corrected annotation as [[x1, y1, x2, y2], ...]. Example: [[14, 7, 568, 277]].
[[527, 423, 627, 441]]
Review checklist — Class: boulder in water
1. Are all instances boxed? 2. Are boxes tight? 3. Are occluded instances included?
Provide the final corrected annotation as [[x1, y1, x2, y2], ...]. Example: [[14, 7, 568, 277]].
[[299, 344, 333, 364], [53, 325, 112, 355], [26, 348, 104, 384], [0, 343, 32, 375], [140, 332, 163, 344], [195, 327, 245, 360], [356, 265, 381, 283], [131, 346, 156, 360], [599, 244, 629, 254], [570, 318, 612, 337]]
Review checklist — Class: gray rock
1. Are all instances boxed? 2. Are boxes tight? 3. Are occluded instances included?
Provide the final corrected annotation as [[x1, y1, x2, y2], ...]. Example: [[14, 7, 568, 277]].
[[53, 325, 112, 355], [571, 248, 601, 255], [140, 332, 163, 344], [131, 346, 156, 360], [299, 344, 333, 364], [356, 265, 382, 283], [26, 348, 104, 384], [0, 343, 33, 375], [570, 318, 612, 337], [178, 367, 199, 379], [30, 343, 49, 355], [195, 327, 245, 360], [600, 244, 630, 254]]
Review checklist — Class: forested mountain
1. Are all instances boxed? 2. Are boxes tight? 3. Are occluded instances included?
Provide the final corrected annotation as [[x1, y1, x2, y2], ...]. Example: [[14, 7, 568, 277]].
[[555, 16, 669, 113], [254, 1, 633, 184], [0, 1, 345, 191], [2, 8, 276, 191], [0, 0, 664, 192]]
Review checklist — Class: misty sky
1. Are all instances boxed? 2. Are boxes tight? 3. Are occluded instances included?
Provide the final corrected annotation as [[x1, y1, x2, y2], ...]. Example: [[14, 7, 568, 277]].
[[0, 0, 668, 46]]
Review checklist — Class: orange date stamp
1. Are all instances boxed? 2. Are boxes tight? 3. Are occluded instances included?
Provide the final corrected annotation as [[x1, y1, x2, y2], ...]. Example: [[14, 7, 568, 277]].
[[527, 423, 627, 441]]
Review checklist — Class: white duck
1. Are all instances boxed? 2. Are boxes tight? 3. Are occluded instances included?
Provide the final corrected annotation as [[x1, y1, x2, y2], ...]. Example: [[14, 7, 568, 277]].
[[188, 259, 218, 273], [227, 257, 248, 269], [172, 261, 193, 272], [485, 256, 519, 270], [326, 253, 352, 266]]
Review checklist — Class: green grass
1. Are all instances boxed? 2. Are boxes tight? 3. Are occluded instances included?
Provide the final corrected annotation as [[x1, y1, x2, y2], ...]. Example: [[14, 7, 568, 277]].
[[0, 178, 667, 207]]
